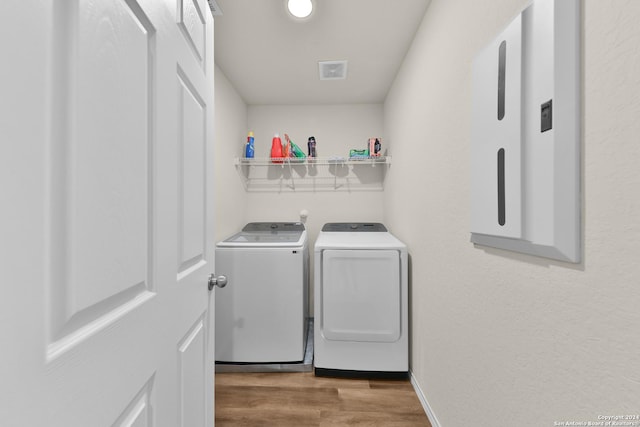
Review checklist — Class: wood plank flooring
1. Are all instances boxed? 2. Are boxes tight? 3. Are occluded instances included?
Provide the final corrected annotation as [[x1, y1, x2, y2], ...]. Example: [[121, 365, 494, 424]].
[[215, 372, 432, 427]]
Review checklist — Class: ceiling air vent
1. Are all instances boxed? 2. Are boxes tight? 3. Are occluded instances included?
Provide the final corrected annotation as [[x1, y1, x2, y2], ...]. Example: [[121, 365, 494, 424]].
[[318, 60, 348, 80]]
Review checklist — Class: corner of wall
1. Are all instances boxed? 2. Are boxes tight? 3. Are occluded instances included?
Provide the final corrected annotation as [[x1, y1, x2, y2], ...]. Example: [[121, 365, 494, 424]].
[[214, 65, 249, 241]]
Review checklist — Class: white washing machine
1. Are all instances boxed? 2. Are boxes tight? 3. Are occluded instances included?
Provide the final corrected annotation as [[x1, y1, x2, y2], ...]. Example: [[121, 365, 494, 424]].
[[215, 222, 309, 363], [314, 223, 408, 378]]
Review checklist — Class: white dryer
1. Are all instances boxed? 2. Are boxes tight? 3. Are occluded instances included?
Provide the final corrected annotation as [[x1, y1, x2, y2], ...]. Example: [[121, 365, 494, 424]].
[[314, 223, 408, 378], [215, 222, 309, 363]]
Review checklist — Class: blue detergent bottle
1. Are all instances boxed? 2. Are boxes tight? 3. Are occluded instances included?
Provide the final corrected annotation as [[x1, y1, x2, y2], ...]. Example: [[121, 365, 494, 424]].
[[245, 131, 255, 158]]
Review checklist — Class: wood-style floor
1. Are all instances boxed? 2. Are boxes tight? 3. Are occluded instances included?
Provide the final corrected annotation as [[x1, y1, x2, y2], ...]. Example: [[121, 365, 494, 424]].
[[215, 372, 432, 427]]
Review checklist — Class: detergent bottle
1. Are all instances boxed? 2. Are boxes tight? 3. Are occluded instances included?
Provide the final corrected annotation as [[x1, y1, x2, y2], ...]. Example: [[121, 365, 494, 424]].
[[307, 136, 317, 158], [270, 133, 284, 163], [245, 131, 255, 158]]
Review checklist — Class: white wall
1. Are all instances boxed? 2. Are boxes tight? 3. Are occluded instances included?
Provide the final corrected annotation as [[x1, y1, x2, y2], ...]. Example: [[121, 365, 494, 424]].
[[246, 103, 385, 238], [384, 1, 640, 426], [214, 101, 385, 233], [214, 66, 248, 242]]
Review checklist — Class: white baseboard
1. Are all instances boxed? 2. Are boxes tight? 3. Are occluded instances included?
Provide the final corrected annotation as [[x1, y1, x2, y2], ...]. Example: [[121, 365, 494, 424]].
[[410, 371, 442, 427]]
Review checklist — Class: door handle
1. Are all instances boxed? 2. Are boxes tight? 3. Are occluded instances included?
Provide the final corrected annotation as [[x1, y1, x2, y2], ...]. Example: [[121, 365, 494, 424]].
[[208, 274, 228, 291]]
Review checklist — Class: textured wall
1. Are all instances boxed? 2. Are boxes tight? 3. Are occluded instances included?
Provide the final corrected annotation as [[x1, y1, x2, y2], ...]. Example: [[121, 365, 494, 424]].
[[384, 0, 640, 425], [213, 66, 248, 242]]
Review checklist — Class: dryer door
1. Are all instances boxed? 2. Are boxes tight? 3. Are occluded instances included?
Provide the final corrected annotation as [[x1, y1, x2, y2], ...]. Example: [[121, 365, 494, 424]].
[[320, 249, 401, 343]]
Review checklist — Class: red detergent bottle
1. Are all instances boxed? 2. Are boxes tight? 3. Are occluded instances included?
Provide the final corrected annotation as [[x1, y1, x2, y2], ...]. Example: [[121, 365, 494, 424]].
[[270, 133, 284, 163]]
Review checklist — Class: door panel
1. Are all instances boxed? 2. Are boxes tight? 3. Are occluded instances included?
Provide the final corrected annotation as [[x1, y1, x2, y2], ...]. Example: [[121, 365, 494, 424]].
[[177, 67, 207, 277], [48, 0, 156, 359], [113, 377, 155, 427], [178, 315, 207, 427], [178, 0, 207, 67]]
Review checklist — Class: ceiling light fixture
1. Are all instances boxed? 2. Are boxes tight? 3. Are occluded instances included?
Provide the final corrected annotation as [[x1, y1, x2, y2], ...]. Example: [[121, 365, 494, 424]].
[[287, 0, 313, 19]]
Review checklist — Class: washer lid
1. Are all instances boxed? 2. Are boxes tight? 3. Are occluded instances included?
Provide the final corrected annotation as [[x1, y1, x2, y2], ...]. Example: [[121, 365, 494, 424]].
[[218, 222, 306, 247], [321, 223, 387, 232]]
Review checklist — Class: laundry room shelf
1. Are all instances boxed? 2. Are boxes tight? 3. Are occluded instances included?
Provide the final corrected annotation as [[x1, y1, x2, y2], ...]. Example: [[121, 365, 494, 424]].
[[234, 156, 391, 192]]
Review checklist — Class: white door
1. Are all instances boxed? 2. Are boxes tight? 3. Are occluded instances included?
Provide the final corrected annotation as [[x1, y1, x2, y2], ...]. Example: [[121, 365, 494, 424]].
[[0, 0, 216, 426]]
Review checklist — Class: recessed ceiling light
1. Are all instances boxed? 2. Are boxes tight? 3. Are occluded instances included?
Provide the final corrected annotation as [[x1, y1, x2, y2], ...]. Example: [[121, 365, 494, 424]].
[[287, 0, 313, 19]]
